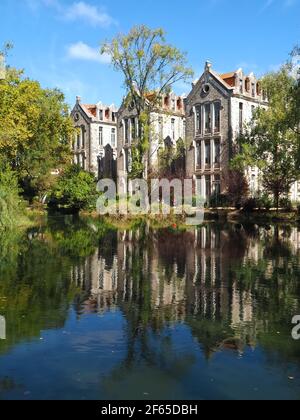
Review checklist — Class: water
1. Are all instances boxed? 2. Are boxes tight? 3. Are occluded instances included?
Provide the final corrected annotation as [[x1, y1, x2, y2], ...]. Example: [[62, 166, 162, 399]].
[[0, 216, 300, 400]]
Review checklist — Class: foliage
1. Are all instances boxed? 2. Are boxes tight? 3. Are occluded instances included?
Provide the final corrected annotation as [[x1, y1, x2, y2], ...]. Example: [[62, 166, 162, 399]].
[[279, 197, 293, 211], [157, 137, 186, 177], [0, 58, 74, 200], [232, 60, 300, 208], [49, 165, 98, 211], [209, 193, 229, 208], [0, 160, 26, 229], [256, 193, 273, 211], [102, 25, 193, 177], [223, 169, 249, 209], [242, 197, 258, 213]]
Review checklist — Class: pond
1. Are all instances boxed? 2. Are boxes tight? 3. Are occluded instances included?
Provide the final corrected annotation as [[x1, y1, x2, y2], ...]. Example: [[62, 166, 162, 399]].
[[0, 216, 300, 400]]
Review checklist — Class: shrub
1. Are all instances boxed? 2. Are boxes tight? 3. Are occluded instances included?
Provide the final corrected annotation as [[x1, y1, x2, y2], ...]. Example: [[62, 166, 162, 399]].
[[49, 165, 98, 212], [223, 169, 249, 209], [243, 198, 257, 213], [257, 194, 273, 211], [209, 193, 229, 208], [0, 164, 25, 229], [279, 197, 293, 212]]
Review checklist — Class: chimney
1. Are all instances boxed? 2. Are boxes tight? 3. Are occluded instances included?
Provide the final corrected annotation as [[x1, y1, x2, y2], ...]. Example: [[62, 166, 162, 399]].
[[205, 61, 212, 72], [76, 96, 81, 104]]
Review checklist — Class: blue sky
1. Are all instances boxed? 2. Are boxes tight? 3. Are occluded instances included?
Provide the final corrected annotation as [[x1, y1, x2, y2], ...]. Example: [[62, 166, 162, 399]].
[[1, 0, 299, 107]]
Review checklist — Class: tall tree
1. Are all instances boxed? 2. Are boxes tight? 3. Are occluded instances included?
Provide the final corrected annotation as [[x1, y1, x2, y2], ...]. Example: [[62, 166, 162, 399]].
[[101, 25, 193, 177], [0, 59, 74, 200], [232, 62, 300, 208]]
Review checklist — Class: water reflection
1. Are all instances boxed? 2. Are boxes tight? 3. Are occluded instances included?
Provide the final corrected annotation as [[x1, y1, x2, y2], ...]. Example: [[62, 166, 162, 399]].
[[0, 218, 300, 399]]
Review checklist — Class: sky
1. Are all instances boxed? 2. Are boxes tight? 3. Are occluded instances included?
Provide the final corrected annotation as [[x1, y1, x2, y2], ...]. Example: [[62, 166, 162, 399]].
[[1, 0, 299, 107]]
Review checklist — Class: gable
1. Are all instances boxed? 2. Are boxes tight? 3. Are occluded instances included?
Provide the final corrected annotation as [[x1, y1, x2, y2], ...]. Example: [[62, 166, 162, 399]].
[[186, 71, 232, 107]]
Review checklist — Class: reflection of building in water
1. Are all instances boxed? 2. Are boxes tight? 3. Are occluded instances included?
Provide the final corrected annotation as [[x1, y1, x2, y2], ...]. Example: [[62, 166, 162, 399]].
[[70, 224, 300, 347]]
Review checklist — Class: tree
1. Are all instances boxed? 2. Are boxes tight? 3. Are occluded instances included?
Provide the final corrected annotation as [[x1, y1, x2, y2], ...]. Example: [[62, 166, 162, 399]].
[[0, 58, 74, 200], [49, 165, 97, 212], [0, 159, 25, 229], [223, 169, 249, 209], [101, 25, 193, 178], [232, 63, 300, 209]]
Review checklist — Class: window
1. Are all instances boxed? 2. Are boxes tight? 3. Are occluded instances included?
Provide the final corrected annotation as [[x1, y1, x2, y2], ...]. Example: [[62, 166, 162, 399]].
[[214, 102, 221, 133], [172, 99, 176, 111], [257, 82, 261, 96], [183, 120, 186, 139], [214, 139, 221, 166], [196, 142, 201, 169], [205, 140, 211, 167], [171, 118, 175, 140], [205, 175, 211, 200], [196, 106, 201, 134], [213, 175, 221, 196], [159, 117, 163, 140], [77, 132, 80, 149], [111, 128, 116, 147], [105, 108, 110, 119], [82, 154, 85, 170], [131, 118, 136, 140], [125, 149, 129, 172], [239, 79, 243, 94], [124, 119, 129, 143], [239, 103, 243, 134], [245, 78, 250, 92], [99, 127, 103, 146], [112, 112, 116, 122], [251, 105, 255, 115], [204, 104, 211, 134], [81, 127, 85, 148], [99, 110, 103, 121], [252, 83, 255, 97], [177, 98, 182, 111]]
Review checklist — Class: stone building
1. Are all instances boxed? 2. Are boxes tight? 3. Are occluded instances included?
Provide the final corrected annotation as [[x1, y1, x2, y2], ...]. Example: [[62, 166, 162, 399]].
[[185, 62, 268, 202], [71, 97, 118, 179], [116, 92, 186, 193]]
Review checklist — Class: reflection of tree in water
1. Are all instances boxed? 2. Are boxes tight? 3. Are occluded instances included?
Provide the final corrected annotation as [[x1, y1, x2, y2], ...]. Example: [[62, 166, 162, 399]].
[[81, 223, 300, 371], [1, 218, 300, 386], [0, 216, 115, 354]]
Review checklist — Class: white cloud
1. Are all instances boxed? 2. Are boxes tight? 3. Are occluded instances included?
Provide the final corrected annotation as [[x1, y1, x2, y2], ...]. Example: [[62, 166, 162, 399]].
[[26, 0, 116, 27], [64, 2, 116, 27], [67, 42, 111, 64]]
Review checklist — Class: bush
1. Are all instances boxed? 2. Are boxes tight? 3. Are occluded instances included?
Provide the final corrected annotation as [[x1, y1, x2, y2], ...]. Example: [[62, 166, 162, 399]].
[[257, 194, 273, 210], [49, 165, 98, 212], [243, 198, 257, 213], [209, 193, 229, 208], [0, 164, 25, 229], [279, 197, 293, 212], [224, 169, 249, 209]]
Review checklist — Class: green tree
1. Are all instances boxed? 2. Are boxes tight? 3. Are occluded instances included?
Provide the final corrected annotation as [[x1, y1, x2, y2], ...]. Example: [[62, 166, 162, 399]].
[[0, 58, 74, 200], [49, 165, 98, 211], [232, 64, 300, 208], [0, 160, 26, 229], [102, 25, 193, 178]]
